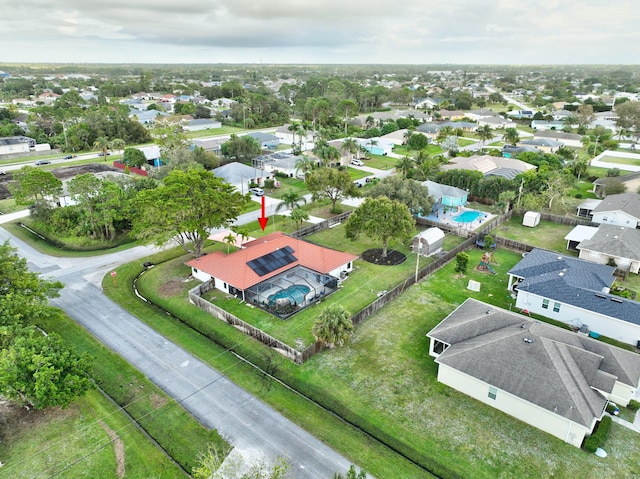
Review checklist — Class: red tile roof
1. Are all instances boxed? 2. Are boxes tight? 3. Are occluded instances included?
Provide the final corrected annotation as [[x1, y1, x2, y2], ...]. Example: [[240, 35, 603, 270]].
[[186, 232, 358, 290]]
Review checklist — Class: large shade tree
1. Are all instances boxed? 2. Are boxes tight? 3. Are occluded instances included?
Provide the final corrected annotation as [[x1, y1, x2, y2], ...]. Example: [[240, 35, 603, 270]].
[[9, 167, 62, 206], [305, 167, 359, 213], [345, 196, 415, 258], [131, 168, 249, 257], [367, 175, 434, 216]]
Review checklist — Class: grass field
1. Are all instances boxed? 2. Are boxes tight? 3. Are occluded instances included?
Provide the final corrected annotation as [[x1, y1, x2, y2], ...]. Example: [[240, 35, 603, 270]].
[[0, 389, 185, 479], [598, 156, 640, 166], [492, 215, 576, 253]]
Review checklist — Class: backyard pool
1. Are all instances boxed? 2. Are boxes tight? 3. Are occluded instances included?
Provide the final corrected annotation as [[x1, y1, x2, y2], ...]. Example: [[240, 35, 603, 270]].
[[268, 284, 311, 306], [453, 210, 484, 223]]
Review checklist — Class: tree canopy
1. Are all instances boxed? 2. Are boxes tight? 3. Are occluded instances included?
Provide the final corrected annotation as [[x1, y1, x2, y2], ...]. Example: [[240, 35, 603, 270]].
[[9, 167, 62, 206], [345, 196, 415, 257], [367, 176, 434, 216], [312, 304, 354, 348], [131, 168, 249, 257], [305, 167, 359, 213]]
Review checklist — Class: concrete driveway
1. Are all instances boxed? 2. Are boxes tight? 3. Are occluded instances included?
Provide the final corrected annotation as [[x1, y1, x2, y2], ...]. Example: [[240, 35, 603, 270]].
[[0, 228, 356, 478]]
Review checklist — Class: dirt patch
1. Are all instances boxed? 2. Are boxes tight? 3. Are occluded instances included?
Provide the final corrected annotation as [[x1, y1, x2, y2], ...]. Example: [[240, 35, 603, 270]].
[[0, 164, 120, 200], [99, 420, 126, 478], [157, 279, 184, 297], [149, 393, 169, 410], [0, 398, 70, 442], [361, 249, 407, 266]]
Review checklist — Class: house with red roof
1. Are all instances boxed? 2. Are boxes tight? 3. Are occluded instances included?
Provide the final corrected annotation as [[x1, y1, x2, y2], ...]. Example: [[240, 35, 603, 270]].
[[186, 232, 357, 318]]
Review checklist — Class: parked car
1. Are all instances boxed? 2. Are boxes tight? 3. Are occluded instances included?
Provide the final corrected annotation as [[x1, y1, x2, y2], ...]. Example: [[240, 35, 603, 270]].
[[63, 154, 76, 159], [351, 159, 364, 166], [97, 151, 111, 156], [34, 160, 51, 166], [249, 187, 264, 196]]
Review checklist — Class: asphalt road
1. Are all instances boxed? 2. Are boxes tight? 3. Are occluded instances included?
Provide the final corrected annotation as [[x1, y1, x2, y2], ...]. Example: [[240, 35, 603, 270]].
[[0, 228, 356, 477]]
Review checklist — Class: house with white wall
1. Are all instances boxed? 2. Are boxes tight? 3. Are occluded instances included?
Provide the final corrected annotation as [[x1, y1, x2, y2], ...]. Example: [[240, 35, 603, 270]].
[[590, 193, 640, 228], [577, 224, 640, 274], [508, 249, 640, 346], [427, 298, 640, 447]]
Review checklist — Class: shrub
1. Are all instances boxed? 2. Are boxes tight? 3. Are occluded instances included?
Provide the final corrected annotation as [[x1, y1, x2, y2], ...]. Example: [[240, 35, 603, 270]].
[[264, 179, 275, 189], [274, 171, 288, 178], [574, 193, 583, 199], [583, 416, 612, 453], [628, 400, 640, 412]]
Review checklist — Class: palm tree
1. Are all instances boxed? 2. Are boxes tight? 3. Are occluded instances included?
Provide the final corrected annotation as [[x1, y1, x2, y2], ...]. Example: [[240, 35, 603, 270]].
[[295, 155, 316, 180], [230, 226, 250, 247], [476, 125, 493, 146], [289, 207, 309, 231], [312, 304, 354, 348], [502, 127, 520, 145], [275, 190, 307, 214], [437, 126, 454, 142], [94, 136, 109, 161], [110, 138, 125, 157], [223, 233, 236, 253], [288, 123, 298, 148], [340, 138, 358, 165], [396, 156, 414, 179]]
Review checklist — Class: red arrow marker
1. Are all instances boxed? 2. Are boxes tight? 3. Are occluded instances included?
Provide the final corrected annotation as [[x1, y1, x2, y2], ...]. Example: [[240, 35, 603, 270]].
[[258, 195, 269, 231]]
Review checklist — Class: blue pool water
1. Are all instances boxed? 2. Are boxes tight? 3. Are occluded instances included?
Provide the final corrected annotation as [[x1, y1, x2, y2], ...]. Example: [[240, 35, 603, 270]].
[[268, 285, 311, 306], [453, 210, 483, 223]]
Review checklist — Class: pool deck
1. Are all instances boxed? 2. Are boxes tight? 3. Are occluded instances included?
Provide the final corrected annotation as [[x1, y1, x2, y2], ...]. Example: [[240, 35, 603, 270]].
[[422, 205, 495, 232]]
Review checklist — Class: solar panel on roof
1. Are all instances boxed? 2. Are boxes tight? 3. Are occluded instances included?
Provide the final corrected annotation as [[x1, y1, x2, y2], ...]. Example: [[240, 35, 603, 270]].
[[247, 246, 297, 276]]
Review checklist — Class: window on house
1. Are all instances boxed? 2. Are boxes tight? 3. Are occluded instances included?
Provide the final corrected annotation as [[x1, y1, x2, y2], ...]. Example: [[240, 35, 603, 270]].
[[542, 299, 549, 309], [223, 282, 227, 289], [602, 216, 608, 222], [488, 386, 497, 400], [553, 302, 561, 313]]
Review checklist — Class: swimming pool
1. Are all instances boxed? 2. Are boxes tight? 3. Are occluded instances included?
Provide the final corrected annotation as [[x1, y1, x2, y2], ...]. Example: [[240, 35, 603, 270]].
[[453, 210, 484, 223], [268, 284, 311, 306]]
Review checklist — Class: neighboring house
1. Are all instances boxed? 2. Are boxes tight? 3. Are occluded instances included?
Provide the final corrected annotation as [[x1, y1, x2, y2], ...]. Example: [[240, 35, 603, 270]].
[[0, 136, 33, 155], [508, 248, 640, 346], [243, 132, 280, 149], [183, 118, 222, 132], [355, 137, 394, 156], [501, 145, 541, 157], [380, 129, 409, 146], [440, 121, 478, 132], [415, 123, 442, 139], [533, 130, 583, 148], [478, 116, 514, 129], [437, 110, 466, 120], [518, 138, 563, 154], [253, 152, 300, 177], [590, 111, 618, 131], [531, 120, 566, 131], [427, 298, 640, 448], [422, 180, 467, 207], [551, 109, 574, 122], [50, 171, 127, 207], [593, 173, 640, 198], [186, 232, 357, 318], [577, 224, 640, 274], [212, 162, 273, 194], [508, 110, 534, 120], [576, 198, 602, 219], [411, 228, 445, 256], [191, 138, 226, 155], [564, 225, 598, 250], [440, 155, 537, 180], [135, 145, 162, 166], [590, 193, 640, 228], [129, 109, 168, 125], [464, 109, 499, 121]]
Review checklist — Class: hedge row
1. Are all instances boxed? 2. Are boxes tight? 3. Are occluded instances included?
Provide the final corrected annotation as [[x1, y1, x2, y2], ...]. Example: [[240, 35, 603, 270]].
[[583, 416, 612, 453]]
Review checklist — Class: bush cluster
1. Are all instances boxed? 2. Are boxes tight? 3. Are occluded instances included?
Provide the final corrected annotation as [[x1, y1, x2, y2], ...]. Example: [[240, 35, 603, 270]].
[[583, 416, 612, 453]]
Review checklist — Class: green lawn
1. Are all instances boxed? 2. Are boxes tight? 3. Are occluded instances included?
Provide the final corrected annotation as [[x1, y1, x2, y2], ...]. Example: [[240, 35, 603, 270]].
[[0, 389, 185, 478], [567, 180, 599, 199], [267, 177, 309, 199], [184, 125, 246, 139], [394, 144, 443, 157], [347, 166, 370, 180], [359, 154, 396, 170], [492, 215, 575, 253], [457, 138, 476, 147]]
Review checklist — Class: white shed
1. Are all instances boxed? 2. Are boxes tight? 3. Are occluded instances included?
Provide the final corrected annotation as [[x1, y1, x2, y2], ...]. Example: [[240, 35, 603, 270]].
[[412, 227, 445, 256], [522, 211, 541, 228]]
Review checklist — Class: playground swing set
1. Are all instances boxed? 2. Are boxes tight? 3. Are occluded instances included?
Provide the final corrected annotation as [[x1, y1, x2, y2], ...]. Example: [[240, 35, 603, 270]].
[[477, 251, 497, 274]]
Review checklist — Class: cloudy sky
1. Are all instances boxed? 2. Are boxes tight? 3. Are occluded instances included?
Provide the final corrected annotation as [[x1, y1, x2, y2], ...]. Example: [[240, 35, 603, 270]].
[[2, 0, 638, 65]]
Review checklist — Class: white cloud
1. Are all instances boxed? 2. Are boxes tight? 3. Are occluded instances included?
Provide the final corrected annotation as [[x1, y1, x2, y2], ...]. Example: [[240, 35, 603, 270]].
[[0, 0, 637, 64]]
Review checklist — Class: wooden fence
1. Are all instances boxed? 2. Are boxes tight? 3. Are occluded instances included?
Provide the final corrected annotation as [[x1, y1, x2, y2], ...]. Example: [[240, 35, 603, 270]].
[[290, 210, 353, 239], [514, 209, 599, 227], [188, 282, 311, 364], [112, 161, 148, 177]]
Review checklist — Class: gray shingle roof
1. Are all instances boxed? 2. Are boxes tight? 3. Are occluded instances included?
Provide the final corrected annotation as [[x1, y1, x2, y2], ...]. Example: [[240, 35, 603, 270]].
[[428, 299, 640, 427], [509, 249, 640, 325], [591, 193, 640, 219], [577, 224, 640, 262]]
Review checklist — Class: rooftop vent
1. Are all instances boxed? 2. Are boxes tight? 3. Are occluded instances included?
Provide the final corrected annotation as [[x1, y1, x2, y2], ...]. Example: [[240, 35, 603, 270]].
[[486, 309, 492, 314], [595, 293, 607, 299], [611, 297, 623, 303], [521, 323, 527, 328], [523, 338, 533, 344]]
